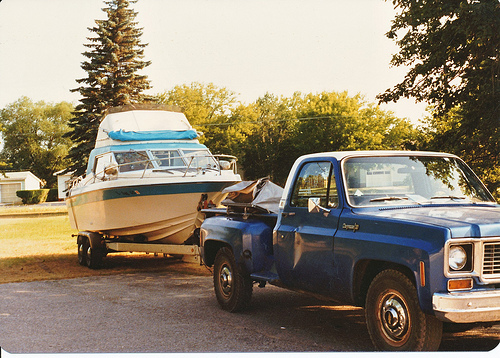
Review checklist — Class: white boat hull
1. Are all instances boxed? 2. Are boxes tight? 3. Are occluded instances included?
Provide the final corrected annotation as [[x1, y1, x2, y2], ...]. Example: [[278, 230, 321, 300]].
[[66, 177, 236, 244]]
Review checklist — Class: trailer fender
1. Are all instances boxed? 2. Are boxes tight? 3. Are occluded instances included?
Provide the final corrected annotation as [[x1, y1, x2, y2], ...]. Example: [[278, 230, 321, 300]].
[[77, 231, 105, 249]]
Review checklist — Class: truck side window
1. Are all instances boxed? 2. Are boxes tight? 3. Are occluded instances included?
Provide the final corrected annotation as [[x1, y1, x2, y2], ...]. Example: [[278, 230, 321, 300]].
[[290, 161, 338, 208]]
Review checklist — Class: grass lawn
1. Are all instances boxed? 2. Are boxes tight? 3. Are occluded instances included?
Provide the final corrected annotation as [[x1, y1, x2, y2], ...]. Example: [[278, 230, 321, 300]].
[[0, 216, 76, 258], [0, 206, 209, 284], [0, 204, 68, 215]]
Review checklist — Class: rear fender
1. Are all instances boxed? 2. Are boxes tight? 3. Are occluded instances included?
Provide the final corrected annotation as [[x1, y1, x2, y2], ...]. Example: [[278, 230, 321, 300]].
[[200, 216, 274, 273]]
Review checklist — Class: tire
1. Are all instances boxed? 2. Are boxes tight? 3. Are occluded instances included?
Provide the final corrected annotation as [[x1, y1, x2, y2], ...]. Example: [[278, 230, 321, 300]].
[[213, 247, 253, 312], [365, 269, 443, 351], [83, 237, 103, 269], [77, 239, 86, 266]]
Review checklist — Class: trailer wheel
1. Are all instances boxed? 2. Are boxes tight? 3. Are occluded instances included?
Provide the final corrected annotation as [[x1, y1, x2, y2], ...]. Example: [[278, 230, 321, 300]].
[[77, 239, 86, 266], [82, 237, 103, 269], [213, 247, 252, 312], [365, 269, 442, 351]]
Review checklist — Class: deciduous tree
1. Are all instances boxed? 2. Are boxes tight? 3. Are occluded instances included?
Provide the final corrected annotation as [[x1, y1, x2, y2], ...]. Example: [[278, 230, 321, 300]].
[[0, 97, 73, 187], [157, 82, 247, 156], [158, 85, 417, 185], [240, 91, 415, 185], [379, 0, 500, 195]]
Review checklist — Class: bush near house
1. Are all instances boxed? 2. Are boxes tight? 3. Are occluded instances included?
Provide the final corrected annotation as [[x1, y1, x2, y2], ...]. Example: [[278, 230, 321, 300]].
[[16, 189, 50, 204], [47, 188, 59, 202]]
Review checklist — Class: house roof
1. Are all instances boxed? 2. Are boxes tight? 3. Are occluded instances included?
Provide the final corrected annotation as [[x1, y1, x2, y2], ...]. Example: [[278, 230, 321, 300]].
[[0, 171, 43, 184], [53, 169, 74, 176]]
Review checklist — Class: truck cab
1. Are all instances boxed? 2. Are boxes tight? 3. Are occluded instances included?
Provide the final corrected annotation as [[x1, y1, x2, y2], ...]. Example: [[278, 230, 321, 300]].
[[200, 151, 500, 351]]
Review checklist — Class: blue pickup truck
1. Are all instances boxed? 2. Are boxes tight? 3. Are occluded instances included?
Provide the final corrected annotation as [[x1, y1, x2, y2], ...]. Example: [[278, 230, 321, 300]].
[[200, 151, 500, 351]]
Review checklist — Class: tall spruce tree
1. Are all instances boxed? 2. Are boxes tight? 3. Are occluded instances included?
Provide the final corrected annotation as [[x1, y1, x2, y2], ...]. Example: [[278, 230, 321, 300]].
[[66, 0, 152, 176]]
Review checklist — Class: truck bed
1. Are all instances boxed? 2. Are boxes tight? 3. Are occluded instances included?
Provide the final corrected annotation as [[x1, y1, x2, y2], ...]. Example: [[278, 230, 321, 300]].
[[202, 207, 278, 227]]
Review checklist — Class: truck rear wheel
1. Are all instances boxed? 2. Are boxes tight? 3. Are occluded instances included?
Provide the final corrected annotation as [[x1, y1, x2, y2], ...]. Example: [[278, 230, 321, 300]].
[[213, 247, 252, 312], [365, 269, 442, 351]]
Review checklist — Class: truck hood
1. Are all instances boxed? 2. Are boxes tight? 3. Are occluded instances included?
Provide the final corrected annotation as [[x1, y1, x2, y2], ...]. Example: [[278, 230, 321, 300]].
[[359, 204, 500, 238]]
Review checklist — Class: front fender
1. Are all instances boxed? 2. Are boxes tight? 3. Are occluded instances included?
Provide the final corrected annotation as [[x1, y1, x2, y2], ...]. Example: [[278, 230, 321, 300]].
[[339, 210, 450, 314], [344, 233, 447, 314]]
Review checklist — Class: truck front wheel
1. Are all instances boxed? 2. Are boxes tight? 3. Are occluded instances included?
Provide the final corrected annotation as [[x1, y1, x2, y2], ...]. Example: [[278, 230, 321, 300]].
[[365, 269, 442, 351], [213, 247, 252, 312]]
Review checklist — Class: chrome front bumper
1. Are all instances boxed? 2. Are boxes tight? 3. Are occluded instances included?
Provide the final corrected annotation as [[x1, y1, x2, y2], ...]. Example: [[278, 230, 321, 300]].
[[433, 290, 500, 323]]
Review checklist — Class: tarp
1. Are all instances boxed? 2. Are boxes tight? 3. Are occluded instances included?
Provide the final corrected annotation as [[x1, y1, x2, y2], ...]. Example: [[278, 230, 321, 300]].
[[108, 129, 199, 141], [221, 177, 283, 213]]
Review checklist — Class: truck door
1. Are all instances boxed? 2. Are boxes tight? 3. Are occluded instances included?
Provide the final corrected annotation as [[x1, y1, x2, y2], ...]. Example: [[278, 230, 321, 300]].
[[275, 160, 341, 294]]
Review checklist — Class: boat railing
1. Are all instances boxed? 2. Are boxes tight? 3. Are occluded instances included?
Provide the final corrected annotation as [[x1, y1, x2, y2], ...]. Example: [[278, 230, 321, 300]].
[[67, 153, 238, 191], [90, 153, 238, 183]]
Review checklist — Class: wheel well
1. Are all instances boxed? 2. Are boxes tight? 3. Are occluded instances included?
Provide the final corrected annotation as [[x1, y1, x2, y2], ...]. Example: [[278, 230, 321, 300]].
[[203, 240, 231, 267], [353, 260, 415, 307]]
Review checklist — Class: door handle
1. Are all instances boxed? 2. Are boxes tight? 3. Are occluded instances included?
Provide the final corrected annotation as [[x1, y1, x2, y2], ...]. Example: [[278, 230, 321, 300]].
[[282, 212, 296, 217]]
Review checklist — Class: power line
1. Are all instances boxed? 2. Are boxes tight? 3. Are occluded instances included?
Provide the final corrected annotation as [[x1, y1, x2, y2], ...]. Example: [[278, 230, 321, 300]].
[[197, 114, 364, 127]]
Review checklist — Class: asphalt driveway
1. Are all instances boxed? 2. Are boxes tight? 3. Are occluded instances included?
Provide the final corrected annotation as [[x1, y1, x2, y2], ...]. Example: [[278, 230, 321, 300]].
[[0, 271, 498, 354]]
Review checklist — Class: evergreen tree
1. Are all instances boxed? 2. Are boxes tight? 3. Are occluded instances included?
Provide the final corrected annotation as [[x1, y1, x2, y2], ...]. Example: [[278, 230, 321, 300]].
[[66, 0, 152, 176]]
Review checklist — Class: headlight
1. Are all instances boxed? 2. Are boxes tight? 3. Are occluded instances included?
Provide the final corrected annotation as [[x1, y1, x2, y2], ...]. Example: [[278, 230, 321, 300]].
[[449, 245, 467, 270]]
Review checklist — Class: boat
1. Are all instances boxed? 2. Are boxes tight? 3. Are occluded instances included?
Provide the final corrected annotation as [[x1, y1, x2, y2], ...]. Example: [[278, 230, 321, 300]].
[[66, 104, 241, 245]]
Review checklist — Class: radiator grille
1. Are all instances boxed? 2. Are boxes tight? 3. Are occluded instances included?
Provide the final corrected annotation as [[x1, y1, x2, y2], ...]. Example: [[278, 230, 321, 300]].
[[483, 242, 500, 276]]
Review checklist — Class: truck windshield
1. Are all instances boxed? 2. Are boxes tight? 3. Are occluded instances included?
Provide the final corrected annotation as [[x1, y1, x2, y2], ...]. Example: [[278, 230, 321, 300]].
[[343, 155, 494, 207]]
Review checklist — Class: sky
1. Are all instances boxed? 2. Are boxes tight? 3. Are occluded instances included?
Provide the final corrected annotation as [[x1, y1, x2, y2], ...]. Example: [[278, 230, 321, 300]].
[[0, 0, 429, 124]]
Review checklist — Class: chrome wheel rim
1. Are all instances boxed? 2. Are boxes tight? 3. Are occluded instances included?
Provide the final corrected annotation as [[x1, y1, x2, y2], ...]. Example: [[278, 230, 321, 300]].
[[219, 264, 233, 297], [379, 291, 410, 344], [78, 243, 84, 259], [86, 245, 92, 266]]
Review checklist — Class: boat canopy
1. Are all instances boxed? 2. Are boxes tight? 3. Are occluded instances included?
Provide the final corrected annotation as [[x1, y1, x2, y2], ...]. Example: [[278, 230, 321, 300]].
[[108, 129, 199, 142], [96, 108, 197, 148]]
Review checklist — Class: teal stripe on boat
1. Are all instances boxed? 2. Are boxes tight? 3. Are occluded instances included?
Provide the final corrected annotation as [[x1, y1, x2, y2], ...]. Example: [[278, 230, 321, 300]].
[[71, 181, 235, 207]]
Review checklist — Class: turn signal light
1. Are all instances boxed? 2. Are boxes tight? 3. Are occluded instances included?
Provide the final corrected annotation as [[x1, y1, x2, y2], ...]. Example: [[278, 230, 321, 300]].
[[448, 278, 473, 291]]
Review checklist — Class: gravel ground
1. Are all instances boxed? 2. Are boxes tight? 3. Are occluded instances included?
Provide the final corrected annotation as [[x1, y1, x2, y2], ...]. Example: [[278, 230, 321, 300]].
[[0, 271, 498, 355]]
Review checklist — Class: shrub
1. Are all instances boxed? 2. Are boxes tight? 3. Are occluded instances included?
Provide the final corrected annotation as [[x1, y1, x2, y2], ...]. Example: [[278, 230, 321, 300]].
[[47, 188, 59, 202], [16, 189, 50, 205]]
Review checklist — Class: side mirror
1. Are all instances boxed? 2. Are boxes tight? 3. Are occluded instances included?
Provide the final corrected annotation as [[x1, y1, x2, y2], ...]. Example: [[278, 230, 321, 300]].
[[308, 197, 330, 216]]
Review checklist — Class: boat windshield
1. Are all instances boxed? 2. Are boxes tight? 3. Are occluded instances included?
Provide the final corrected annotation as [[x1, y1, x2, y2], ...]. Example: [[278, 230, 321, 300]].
[[114, 151, 149, 172], [150, 150, 185, 168], [182, 149, 218, 170], [343, 155, 494, 207], [101, 149, 220, 174]]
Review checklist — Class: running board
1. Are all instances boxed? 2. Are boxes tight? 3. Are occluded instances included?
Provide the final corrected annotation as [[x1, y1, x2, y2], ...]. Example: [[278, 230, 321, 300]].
[[250, 271, 280, 284]]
